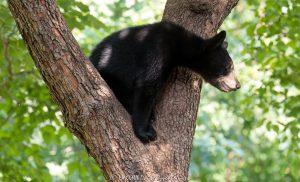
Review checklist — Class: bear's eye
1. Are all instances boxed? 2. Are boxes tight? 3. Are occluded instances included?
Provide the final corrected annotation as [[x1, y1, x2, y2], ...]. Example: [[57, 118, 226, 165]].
[[220, 64, 232, 76]]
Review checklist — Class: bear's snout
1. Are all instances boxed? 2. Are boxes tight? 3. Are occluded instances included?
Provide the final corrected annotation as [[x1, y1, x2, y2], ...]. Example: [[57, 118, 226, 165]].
[[216, 71, 240, 92]]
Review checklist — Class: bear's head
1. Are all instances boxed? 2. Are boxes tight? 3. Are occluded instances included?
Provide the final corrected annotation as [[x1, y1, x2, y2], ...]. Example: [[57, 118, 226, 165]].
[[196, 31, 240, 92]]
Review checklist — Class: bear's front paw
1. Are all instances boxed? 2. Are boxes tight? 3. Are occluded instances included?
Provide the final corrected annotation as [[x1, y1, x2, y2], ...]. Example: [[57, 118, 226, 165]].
[[133, 125, 157, 143]]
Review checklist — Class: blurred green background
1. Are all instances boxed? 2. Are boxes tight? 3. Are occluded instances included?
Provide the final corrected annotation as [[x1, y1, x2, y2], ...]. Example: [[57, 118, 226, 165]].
[[0, 0, 299, 181]]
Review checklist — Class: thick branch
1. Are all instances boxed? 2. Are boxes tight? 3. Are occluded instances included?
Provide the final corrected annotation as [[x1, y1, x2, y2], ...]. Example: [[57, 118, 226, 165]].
[[7, 0, 238, 181], [7, 0, 139, 179]]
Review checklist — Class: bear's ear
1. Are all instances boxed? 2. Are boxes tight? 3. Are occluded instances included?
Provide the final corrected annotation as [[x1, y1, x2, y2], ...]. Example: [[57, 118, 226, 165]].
[[206, 31, 226, 50], [222, 41, 228, 49]]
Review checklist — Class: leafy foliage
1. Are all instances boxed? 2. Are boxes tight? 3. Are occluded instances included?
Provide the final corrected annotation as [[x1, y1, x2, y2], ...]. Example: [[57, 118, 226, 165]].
[[1, 0, 299, 181]]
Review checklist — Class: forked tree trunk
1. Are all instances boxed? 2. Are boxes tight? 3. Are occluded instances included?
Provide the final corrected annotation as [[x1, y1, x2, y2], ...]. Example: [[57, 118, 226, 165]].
[[7, 0, 238, 181]]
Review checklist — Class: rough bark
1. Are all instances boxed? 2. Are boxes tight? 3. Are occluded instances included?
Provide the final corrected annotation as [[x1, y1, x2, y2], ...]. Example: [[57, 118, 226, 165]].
[[7, 0, 238, 181]]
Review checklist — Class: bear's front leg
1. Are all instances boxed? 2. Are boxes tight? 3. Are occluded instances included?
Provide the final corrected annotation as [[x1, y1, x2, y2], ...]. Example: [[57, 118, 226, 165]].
[[132, 85, 159, 143]]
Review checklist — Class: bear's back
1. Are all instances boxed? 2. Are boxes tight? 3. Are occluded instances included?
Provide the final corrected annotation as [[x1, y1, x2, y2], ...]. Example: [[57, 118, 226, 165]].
[[89, 22, 189, 113]]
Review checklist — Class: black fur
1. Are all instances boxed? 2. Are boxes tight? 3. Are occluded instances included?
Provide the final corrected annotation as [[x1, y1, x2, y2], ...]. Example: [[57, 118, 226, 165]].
[[90, 21, 234, 143]]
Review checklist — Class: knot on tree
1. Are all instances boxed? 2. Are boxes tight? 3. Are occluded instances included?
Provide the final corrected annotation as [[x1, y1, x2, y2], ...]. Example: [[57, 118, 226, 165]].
[[186, 0, 216, 13]]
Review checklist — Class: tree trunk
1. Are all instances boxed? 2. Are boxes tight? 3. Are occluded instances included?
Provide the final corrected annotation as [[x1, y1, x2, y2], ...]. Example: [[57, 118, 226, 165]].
[[7, 0, 238, 181]]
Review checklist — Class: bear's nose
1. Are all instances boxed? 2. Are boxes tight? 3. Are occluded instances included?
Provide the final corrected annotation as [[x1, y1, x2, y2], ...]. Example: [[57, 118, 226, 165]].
[[235, 81, 241, 89]]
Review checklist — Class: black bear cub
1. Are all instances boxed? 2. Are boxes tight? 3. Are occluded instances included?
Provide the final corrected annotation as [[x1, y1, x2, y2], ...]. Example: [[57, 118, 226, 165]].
[[90, 21, 240, 143]]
